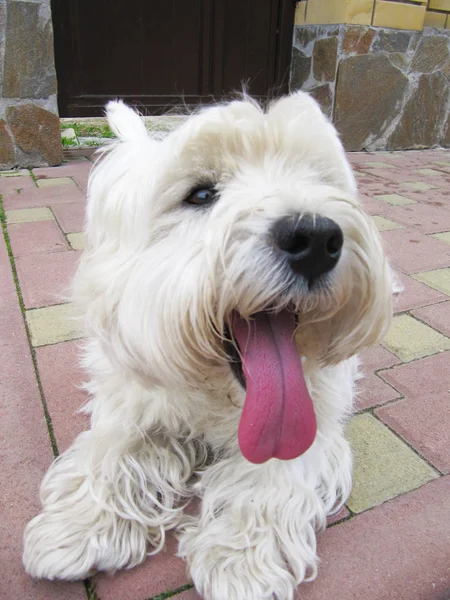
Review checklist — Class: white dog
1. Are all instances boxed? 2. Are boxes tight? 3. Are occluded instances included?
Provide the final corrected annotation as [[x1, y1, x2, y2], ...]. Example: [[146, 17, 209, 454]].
[[23, 92, 393, 600]]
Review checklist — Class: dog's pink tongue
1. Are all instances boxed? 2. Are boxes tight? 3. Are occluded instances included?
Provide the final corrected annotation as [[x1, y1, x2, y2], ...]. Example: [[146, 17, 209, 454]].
[[232, 311, 317, 464]]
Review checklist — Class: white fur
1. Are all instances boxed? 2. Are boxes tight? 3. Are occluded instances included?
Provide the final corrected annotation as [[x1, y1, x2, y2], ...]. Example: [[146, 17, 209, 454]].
[[23, 92, 393, 599]]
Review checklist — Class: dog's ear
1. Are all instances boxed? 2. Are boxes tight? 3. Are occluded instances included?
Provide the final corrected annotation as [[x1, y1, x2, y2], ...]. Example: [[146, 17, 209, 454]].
[[106, 100, 149, 143], [268, 92, 357, 196]]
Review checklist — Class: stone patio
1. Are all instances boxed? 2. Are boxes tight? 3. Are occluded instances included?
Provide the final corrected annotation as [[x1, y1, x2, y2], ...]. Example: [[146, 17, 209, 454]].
[[1, 148, 450, 600]]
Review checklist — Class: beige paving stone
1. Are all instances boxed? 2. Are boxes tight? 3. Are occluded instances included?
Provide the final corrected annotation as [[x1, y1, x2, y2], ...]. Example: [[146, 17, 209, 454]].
[[431, 232, 450, 245], [5, 207, 53, 224], [372, 215, 404, 231], [345, 414, 438, 514], [26, 303, 84, 347], [374, 193, 416, 206], [413, 169, 444, 176], [398, 182, 438, 191], [412, 268, 450, 296], [382, 314, 450, 362], [364, 161, 396, 169], [0, 169, 29, 177], [67, 232, 85, 250], [36, 177, 75, 188]]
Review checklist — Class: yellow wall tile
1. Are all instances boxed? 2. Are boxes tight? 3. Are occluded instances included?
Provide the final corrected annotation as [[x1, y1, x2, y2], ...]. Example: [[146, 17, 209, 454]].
[[424, 10, 447, 28], [306, 0, 374, 24], [306, 0, 346, 24], [429, 0, 450, 11], [373, 1, 426, 30], [295, 1, 308, 25], [346, 0, 374, 24]]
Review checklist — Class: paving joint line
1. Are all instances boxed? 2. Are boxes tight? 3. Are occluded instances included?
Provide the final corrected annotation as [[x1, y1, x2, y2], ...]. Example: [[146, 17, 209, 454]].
[[1, 195, 98, 600], [0, 197, 59, 456], [147, 583, 194, 600]]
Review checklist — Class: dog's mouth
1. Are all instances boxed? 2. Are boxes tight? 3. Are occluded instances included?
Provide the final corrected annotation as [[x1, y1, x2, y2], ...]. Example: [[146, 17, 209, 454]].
[[225, 309, 317, 464]]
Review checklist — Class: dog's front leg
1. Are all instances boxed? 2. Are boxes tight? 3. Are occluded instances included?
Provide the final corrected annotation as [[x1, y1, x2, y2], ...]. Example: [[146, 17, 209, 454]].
[[23, 422, 197, 581], [178, 446, 342, 600]]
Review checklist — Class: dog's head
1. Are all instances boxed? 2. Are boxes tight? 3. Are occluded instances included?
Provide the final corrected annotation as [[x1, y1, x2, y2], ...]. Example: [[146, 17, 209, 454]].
[[76, 92, 393, 463]]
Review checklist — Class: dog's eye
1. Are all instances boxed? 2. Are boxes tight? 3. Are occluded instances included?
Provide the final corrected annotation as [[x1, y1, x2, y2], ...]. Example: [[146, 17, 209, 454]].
[[184, 187, 218, 207]]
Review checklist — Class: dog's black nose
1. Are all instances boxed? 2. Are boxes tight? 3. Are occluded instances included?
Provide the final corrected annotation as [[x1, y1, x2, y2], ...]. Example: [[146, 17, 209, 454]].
[[272, 213, 343, 284]]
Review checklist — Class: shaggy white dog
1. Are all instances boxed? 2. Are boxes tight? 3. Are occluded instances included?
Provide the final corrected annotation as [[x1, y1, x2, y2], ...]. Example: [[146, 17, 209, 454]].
[[23, 92, 393, 600]]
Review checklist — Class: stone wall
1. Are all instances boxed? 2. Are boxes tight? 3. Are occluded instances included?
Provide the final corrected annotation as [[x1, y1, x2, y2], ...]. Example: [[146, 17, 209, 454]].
[[291, 25, 450, 151], [0, 0, 62, 169]]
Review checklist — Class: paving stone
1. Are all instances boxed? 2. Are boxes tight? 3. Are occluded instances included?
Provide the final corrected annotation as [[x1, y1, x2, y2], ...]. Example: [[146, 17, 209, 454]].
[[95, 533, 191, 600], [381, 229, 450, 274], [0, 233, 86, 600], [392, 270, 448, 313], [52, 202, 85, 233], [345, 414, 438, 514], [26, 303, 83, 347], [2, 184, 85, 210], [36, 177, 76, 188], [382, 313, 450, 362], [398, 181, 439, 191], [0, 174, 35, 194], [297, 477, 450, 600], [376, 392, 450, 474], [16, 250, 81, 309], [35, 341, 89, 453], [359, 194, 391, 215], [67, 232, 85, 250], [0, 169, 29, 177], [326, 505, 350, 526], [356, 345, 402, 410], [33, 162, 92, 180], [379, 350, 450, 398], [374, 193, 416, 205], [8, 220, 69, 257], [412, 301, 450, 338], [371, 215, 403, 231], [432, 231, 450, 244], [413, 268, 450, 295], [383, 202, 450, 234], [5, 207, 53, 224], [414, 168, 446, 176]]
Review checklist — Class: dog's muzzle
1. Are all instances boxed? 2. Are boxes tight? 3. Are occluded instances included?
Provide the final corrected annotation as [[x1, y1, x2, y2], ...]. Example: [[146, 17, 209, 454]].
[[272, 213, 343, 286]]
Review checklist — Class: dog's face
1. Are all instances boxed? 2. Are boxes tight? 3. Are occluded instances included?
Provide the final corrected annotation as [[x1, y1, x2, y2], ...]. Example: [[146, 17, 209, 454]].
[[79, 92, 393, 462]]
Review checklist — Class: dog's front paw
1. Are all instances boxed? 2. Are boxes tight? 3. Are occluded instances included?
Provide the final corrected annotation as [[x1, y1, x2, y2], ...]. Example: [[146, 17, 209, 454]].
[[179, 518, 315, 600], [23, 508, 149, 580]]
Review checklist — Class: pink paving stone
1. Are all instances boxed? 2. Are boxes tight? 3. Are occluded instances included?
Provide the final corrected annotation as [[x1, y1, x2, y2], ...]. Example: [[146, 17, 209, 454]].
[[2, 184, 85, 210], [361, 169, 446, 187], [376, 393, 450, 474], [95, 532, 191, 600], [0, 174, 36, 194], [355, 345, 402, 410], [412, 301, 450, 338], [8, 220, 69, 257], [326, 505, 350, 526], [35, 341, 89, 453], [52, 202, 86, 233], [379, 350, 450, 397], [15, 250, 81, 308], [0, 235, 86, 600], [381, 228, 450, 274], [127, 479, 450, 600], [358, 193, 391, 216], [296, 476, 450, 600], [33, 162, 93, 180], [383, 202, 450, 234], [392, 270, 448, 313]]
